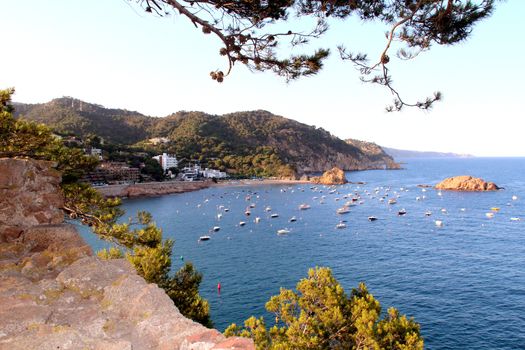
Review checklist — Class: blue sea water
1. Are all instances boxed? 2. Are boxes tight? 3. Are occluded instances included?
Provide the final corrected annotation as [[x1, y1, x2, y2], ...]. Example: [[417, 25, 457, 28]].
[[80, 158, 525, 349]]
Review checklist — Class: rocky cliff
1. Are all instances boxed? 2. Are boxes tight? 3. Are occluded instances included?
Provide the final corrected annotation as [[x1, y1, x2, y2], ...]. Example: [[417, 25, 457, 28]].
[[0, 158, 253, 350]]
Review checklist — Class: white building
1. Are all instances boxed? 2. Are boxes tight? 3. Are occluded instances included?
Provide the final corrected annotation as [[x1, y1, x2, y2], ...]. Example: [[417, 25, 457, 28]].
[[153, 153, 178, 172], [85, 147, 103, 160], [201, 168, 228, 179]]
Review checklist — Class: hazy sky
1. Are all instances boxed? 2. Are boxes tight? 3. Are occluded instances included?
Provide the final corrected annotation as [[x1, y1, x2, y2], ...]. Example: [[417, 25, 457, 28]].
[[2, 1, 524, 156]]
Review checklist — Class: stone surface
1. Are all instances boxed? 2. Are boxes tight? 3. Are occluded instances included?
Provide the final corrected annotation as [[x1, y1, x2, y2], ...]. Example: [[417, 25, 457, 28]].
[[0, 158, 64, 243], [435, 175, 500, 191], [0, 157, 254, 350], [311, 167, 348, 185]]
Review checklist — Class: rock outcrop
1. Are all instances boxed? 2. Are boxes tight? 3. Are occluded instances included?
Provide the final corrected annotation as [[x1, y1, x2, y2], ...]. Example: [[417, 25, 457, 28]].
[[311, 167, 348, 185], [0, 158, 254, 350], [435, 176, 500, 191]]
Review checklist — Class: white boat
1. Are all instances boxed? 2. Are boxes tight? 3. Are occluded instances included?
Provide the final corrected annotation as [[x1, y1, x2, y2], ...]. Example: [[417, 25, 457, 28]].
[[265, 206, 272, 212], [249, 203, 256, 208], [336, 207, 350, 214], [212, 226, 220, 232], [398, 209, 407, 216], [435, 220, 443, 227], [277, 229, 290, 235], [254, 217, 261, 223], [485, 212, 494, 218], [425, 211, 432, 216], [512, 195, 518, 201], [245, 210, 251, 216], [388, 199, 397, 205], [239, 221, 246, 226], [270, 213, 279, 218], [368, 216, 378, 221], [217, 213, 222, 220], [299, 204, 311, 210], [289, 216, 297, 222], [199, 235, 211, 241], [335, 222, 346, 229], [510, 217, 521, 221], [224, 208, 230, 212]]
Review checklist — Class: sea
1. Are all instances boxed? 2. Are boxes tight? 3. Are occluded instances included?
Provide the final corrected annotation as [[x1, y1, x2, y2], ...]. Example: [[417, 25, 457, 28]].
[[79, 158, 525, 349]]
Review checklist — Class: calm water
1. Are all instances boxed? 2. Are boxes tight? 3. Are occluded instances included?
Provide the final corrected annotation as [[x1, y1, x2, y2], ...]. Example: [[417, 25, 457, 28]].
[[80, 158, 525, 349]]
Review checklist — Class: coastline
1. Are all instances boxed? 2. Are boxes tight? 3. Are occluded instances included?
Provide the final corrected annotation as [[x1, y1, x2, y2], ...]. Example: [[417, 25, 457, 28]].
[[95, 179, 312, 198]]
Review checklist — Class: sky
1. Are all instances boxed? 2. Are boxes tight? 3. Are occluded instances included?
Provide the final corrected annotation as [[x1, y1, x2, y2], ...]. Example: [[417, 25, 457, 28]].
[[1, 0, 524, 156]]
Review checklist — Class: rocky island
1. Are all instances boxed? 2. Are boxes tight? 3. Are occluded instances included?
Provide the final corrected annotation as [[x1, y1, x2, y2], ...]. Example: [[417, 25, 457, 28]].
[[435, 175, 500, 191], [311, 167, 348, 185]]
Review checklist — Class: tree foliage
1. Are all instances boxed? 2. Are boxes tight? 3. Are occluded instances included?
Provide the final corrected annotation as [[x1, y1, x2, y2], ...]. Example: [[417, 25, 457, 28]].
[[132, 0, 496, 110], [225, 267, 423, 350], [1, 88, 211, 327]]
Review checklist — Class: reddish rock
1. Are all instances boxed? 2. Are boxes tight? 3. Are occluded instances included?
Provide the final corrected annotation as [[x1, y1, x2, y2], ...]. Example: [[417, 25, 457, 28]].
[[435, 176, 500, 191], [311, 167, 348, 185], [0, 158, 64, 241]]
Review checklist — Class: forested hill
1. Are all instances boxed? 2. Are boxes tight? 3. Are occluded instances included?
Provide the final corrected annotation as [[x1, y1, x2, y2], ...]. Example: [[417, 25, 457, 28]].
[[13, 97, 154, 144], [13, 98, 399, 174]]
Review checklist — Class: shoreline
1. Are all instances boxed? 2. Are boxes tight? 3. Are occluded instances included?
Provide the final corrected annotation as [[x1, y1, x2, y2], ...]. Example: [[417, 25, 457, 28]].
[[95, 179, 312, 198]]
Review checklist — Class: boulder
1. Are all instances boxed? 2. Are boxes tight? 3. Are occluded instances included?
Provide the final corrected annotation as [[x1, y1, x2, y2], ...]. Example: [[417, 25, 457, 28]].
[[311, 167, 348, 185], [435, 176, 500, 191]]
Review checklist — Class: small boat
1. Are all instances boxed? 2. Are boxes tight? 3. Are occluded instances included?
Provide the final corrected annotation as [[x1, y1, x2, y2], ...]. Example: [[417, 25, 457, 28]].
[[239, 221, 246, 226], [249, 203, 256, 208], [441, 208, 447, 213], [368, 216, 378, 221], [388, 199, 397, 205], [265, 206, 272, 212], [435, 220, 443, 227], [490, 207, 500, 212], [277, 229, 290, 235], [217, 213, 222, 220], [224, 208, 230, 212], [245, 210, 251, 216], [335, 222, 347, 229], [199, 235, 211, 241], [485, 212, 495, 218], [299, 204, 311, 210], [255, 217, 261, 223], [437, 191, 443, 196], [425, 211, 432, 216], [510, 217, 521, 221], [336, 207, 350, 214], [512, 195, 518, 201], [398, 209, 407, 216], [270, 213, 279, 218], [289, 216, 297, 222], [212, 226, 220, 232]]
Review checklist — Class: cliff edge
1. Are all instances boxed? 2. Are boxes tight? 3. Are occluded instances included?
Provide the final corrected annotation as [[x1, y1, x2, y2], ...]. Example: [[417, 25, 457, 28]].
[[0, 158, 253, 350]]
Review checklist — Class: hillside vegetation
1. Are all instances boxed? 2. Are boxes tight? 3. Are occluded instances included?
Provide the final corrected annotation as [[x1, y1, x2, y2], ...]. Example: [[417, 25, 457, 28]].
[[14, 98, 399, 176]]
